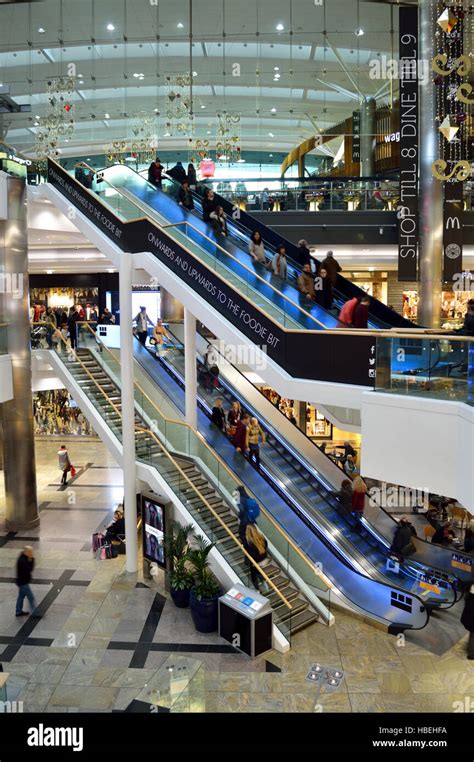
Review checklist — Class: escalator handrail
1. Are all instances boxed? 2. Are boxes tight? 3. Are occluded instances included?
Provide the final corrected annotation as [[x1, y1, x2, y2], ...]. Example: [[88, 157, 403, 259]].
[[135, 339, 434, 625], [162, 323, 462, 598], [72, 322, 330, 598], [76, 161, 328, 332], [178, 323, 471, 572], [45, 326, 292, 610]]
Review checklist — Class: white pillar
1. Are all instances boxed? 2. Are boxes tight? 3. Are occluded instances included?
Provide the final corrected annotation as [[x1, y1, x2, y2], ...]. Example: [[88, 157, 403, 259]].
[[184, 308, 197, 429], [119, 252, 138, 573]]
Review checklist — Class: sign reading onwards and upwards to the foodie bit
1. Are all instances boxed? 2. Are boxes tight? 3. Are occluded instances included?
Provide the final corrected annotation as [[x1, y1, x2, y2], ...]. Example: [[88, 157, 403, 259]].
[[398, 5, 419, 281]]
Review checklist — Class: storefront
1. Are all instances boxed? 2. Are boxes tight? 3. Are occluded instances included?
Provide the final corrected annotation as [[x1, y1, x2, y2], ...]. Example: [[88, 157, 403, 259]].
[[402, 287, 473, 328], [340, 270, 388, 305], [29, 273, 119, 323], [33, 389, 96, 438]]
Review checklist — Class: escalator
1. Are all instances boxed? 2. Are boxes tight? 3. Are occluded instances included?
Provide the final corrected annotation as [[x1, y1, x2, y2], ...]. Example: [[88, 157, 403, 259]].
[[130, 163, 412, 329], [46, 158, 378, 387], [43, 326, 437, 632], [56, 344, 321, 641], [130, 326, 463, 616]]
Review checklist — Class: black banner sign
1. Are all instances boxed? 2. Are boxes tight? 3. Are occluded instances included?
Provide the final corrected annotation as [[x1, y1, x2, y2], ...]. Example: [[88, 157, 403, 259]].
[[352, 110, 361, 163], [443, 181, 463, 281], [398, 6, 419, 281], [47, 160, 375, 387]]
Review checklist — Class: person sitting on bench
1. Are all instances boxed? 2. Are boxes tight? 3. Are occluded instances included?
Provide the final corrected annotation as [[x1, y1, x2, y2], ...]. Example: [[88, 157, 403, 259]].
[[105, 509, 125, 543]]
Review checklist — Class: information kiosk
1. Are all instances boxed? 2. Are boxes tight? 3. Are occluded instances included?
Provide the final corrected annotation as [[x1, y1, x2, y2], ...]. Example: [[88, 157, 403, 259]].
[[218, 583, 273, 658]]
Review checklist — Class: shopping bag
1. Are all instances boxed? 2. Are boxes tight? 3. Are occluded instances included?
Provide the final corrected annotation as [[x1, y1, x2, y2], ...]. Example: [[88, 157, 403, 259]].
[[70, 466, 76, 477]]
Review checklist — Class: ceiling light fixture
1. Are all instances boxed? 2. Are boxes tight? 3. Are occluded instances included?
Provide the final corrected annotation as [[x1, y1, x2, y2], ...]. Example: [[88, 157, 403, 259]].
[[268, 132, 274, 137], [355, 28, 364, 36], [104, 113, 110, 119], [46, 270, 54, 274], [271, 107, 276, 113], [107, 23, 115, 31], [177, 22, 184, 28], [274, 66, 280, 71], [38, 27, 45, 34], [276, 23, 284, 31], [192, 71, 198, 77]]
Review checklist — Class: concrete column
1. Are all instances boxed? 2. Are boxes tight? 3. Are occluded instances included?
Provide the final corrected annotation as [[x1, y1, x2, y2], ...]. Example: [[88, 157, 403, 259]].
[[0, 172, 39, 530], [184, 308, 197, 430], [417, 0, 443, 328], [360, 97, 376, 177], [160, 288, 184, 322], [119, 251, 138, 573]]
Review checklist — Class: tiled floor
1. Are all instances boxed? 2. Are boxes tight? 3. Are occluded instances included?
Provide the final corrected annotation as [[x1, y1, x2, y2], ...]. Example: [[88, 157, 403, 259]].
[[0, 438, 473, 713]]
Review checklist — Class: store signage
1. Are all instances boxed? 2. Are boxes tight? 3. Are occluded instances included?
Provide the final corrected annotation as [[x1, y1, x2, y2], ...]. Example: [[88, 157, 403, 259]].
[[47, 159, 376, 387], [352, 110, 361, 163], [443, 181, 463, 281], [7, 153, 32, 166], [419, 579, 441, 596], [451, 553, 472, 573], [397, 6, 419, 281]]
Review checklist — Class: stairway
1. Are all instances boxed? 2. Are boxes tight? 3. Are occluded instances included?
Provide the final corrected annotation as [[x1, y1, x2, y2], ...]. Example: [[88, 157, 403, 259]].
[[64, 348, 319, 639]]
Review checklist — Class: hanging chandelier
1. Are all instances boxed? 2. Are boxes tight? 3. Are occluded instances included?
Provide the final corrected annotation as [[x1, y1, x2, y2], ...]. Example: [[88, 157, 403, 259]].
[[35, 76, 75, 166], [216, 112, 241, 164]]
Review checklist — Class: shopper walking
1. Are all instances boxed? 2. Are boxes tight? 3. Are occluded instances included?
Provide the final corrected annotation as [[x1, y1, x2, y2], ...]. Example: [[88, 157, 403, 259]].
[[248, 231, 266, 264], [178, 179, 195, 210], [211, 398, 226, 432], [67, 306, 80, 350], [134, 306, 153, 346], [351, 475, 367, 520], [15, 546, 37, 617], [320, 250, 342, 287], [43, 307, 57, 348], [461, 582, 474, 659], [147, 157, 163, 189], [58, 444, 72, 485], [271, 244, 287, 279], [247, 417, 266, 469]]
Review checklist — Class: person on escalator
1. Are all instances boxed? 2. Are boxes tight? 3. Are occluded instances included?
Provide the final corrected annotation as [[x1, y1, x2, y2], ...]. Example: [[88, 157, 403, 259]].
[[151, 319, 168, 355], [271, 245, 287, 280], [320, 251, 342, 288], [177, 179, 195, 211], [167, 161, 186, 184], [351, 475, 367, 520], [314, 267, 333, 310], [297, 264, 315, 300], [248, 231, 266, 265], [187, 162, 197, 189], [297, 240, 312, 268], [202, 189, 218, 224], [461, 582, 474, 659], [67, 307, 80, 350], [338, 296, 359, 328], [227, 401, 241, 439], [134, 306, 153, 346], [390, 516, 417, 560], [232, 413, 250, 455], [211, 398, 227, 432], [247, 417, 266, 470], [243, 524, 269, 593], [147, 157, 163, 189], [334, 479, 353, 515], [209, 206, 228, 236], [352, 295, 370, 329]]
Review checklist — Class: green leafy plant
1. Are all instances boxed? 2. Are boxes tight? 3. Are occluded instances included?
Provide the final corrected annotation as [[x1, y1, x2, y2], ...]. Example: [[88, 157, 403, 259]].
[[165, 521, 195, 591], [188, 535, 220, 600]]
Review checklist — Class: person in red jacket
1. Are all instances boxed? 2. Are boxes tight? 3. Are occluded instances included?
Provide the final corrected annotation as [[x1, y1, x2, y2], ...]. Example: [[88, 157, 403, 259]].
[[232, 413, 250, 455], [351, 475, 367, 520], [352, 295, 370, 329], [338, 296, 358, 327]]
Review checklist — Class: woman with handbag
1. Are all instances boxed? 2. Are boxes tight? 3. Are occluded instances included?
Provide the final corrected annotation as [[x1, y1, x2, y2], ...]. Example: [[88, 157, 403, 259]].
[[57, 444, 73, 486], [227, 401, 241, 439]]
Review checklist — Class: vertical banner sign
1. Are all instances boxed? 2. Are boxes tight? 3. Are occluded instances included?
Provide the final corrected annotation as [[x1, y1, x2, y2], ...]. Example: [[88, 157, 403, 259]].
[[398, 6, 419, 281], [443, 181, 463, 280], [352, 110, 361, 164]]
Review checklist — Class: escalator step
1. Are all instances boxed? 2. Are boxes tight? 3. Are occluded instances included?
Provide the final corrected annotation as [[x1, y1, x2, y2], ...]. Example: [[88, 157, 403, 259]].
[[278, 610, 319, 637]]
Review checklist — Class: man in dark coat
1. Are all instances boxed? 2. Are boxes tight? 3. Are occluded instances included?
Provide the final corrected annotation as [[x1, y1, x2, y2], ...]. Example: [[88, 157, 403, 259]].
[[15, 546, 36, 617], [391, 516, 417, 559]]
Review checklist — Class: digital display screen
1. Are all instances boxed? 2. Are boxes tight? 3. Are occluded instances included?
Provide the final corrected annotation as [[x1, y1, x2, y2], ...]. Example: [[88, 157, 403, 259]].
[[142, 497, 166, 568]]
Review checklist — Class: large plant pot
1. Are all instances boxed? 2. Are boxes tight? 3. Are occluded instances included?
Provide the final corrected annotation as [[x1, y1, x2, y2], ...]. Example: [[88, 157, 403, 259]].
[[170, 586, 191, 609], [189, 589, 219, 632]]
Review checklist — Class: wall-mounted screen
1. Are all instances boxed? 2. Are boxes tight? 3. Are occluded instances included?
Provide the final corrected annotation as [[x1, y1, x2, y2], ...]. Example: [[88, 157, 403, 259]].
[[142, 496, 166, 568]]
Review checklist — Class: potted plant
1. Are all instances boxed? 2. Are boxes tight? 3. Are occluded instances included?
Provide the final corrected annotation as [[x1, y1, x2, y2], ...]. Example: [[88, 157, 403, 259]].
[[165, 521, 195, 608], [188, 535, 221, 632]]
